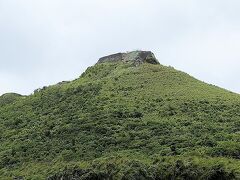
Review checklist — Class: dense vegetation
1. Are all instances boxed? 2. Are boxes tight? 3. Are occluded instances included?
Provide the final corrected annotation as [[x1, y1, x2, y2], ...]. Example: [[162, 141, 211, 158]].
[[0, 62, 240, 179]]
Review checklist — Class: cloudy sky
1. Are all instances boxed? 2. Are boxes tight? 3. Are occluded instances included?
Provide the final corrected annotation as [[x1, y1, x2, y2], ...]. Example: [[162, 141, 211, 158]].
[[0, 0, 240, 95]]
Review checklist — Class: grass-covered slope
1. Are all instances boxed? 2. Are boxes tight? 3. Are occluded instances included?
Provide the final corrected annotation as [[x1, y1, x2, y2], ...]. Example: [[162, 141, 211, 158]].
[[0, 93, 23, 107], [0, 62, 240, 179]]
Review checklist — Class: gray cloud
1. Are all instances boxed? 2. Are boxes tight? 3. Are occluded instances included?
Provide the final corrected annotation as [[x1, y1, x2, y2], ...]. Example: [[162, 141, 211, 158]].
[[0, 0, 239, 95]]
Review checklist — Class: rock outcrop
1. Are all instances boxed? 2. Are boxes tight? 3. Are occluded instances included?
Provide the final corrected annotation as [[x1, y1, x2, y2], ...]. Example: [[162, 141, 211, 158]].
[[97, 51, 159, 65]]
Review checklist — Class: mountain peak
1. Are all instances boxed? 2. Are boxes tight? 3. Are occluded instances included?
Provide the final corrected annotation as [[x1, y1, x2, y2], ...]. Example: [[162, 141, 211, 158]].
[[97, 51, 159, 65]]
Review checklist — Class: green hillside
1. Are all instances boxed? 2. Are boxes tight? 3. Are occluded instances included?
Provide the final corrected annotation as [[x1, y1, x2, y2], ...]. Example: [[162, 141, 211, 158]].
[[0, 93, 23, 106], [0, 56, 240, 179]]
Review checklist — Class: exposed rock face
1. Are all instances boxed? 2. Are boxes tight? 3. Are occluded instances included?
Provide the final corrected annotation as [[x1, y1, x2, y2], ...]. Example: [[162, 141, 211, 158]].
[[97, 51, 159, 65]]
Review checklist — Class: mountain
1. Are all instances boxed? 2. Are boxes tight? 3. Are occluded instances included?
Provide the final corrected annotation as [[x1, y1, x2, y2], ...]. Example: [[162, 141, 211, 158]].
[[0, 51, 240, 179]]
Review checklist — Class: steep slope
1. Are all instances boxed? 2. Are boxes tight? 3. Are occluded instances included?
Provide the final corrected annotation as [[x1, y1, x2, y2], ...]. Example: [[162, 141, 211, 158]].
[[0, 52, 240, 179]]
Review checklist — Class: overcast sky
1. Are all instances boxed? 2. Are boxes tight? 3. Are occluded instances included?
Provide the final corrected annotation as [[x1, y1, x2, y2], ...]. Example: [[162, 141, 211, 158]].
[[0, 0, 240, 95]]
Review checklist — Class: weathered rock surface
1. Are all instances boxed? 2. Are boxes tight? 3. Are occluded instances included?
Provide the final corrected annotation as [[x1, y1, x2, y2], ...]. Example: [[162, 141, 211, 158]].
[[97, 51, 159, 65]]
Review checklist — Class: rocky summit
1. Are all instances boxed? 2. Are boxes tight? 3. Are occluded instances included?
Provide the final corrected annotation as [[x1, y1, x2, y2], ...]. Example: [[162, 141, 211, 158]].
[[1, 51, 240, 179], [97, 51, 159, 65]]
